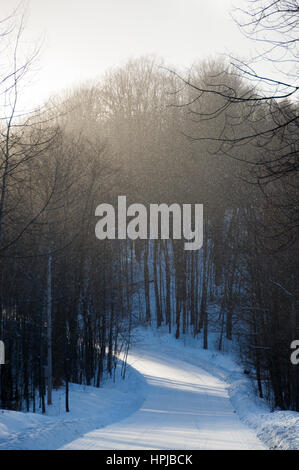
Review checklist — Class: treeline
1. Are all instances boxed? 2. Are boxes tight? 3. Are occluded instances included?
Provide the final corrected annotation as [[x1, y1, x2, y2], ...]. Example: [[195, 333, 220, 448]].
[[0, 50, 298, 412]]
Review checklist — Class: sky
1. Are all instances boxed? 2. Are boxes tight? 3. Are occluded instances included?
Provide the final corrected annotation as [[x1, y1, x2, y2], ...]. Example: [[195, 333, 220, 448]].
[[1, 0, 269, 111]]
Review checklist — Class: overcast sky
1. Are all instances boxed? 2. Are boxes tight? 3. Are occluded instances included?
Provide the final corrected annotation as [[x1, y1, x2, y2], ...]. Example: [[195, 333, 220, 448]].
[[2, 0, 266, 111]]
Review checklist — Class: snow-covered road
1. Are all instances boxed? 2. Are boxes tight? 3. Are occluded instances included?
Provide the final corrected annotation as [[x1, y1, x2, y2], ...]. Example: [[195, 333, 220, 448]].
[[61, 344, 266, 450]]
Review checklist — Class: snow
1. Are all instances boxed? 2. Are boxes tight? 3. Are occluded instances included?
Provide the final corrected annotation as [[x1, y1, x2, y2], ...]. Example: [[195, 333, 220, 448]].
[[61, 328, 266, 450], [130, 326, 299, 451], [0, 364, 146, 450], [0, 325, 298, 450]]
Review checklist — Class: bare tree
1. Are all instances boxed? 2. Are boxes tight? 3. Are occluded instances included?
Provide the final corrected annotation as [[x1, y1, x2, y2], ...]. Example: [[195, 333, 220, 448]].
[[167, 3, 298, 247]]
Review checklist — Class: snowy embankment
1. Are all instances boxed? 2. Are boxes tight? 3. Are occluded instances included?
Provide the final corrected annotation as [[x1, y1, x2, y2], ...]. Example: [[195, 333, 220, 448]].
[[136, 327, 298, 450], [0, 364, 146, 450], [61, 327, 266, 450], [0, 326, 298, 450]]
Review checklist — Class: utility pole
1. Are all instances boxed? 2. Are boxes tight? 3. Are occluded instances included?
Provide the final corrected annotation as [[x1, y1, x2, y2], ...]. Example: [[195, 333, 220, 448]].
[[47, 253, 52, 405]]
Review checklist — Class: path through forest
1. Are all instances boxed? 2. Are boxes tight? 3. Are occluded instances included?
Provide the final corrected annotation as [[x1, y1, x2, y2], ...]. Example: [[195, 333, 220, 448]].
[[61, 340, 267, 450]]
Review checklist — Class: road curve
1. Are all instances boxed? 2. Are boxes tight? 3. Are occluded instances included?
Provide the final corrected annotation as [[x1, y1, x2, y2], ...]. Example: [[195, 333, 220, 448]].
[[61, 344, 267, 450]]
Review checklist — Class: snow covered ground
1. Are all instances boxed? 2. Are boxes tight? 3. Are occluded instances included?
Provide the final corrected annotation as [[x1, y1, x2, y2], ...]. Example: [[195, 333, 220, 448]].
[[134, 327, 299, 450], [0, 326, 298, 450], [0, 364, 146, 450], [61, 328, 266, 450]]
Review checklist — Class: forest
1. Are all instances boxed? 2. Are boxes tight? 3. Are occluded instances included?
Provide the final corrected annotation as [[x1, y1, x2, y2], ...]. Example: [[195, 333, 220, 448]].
[[0, 0, 298, 421]]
